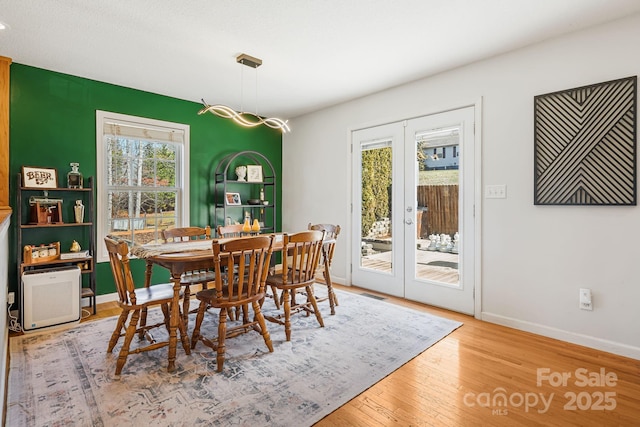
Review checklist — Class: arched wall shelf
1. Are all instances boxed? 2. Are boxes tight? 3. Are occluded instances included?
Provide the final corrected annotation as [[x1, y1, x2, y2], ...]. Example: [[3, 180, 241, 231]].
[[212, 151, 277, 234]]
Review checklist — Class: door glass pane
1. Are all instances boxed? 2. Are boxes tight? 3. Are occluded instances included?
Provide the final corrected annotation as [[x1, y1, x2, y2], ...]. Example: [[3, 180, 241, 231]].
[[360, 139, 393, 274], [415, 126, 460, 285]]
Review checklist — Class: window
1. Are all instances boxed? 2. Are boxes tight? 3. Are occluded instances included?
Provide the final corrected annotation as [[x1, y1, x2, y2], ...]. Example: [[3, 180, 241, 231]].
[[96, 111, 189, 261]]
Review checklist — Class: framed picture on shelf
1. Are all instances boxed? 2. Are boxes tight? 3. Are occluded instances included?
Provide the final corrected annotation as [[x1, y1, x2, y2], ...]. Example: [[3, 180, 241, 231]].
[[225, 192, 242, 205], [21, 166, 58, 189], [247, 165, 263, 182]]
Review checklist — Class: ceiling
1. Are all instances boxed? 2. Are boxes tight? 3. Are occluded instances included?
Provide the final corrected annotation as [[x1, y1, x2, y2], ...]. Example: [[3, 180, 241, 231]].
[[1, 1, 640, 120]]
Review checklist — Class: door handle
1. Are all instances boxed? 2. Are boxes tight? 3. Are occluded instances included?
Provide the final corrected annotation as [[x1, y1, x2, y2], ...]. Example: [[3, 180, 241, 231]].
[[405, 219, 413, 225]]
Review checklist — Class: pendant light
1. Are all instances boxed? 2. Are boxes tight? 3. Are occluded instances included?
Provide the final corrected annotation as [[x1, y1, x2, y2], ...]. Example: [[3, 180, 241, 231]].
[[198, 53, 290, 133]]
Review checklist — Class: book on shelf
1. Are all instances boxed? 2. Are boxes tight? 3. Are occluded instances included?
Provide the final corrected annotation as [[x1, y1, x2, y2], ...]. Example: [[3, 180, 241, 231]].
[[59, 250, 91, 260]]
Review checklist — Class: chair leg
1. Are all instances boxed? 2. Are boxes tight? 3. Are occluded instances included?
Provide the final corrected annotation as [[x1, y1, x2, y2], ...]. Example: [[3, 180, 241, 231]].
[[253, 301, 274, 352], [174, 303, 191, 355], [241, 304, 250, 324], [161, 303, 171, 332], [116, 309, 141, 375], [191, 299, 208, 349], [108, 310, 129, 353], [270, 285, 281, 309], [138, 306, 148, 339], [324, 269, 338, 315], [216, 308, 228, 372], [182, 285, 191, 326], [306, 285, 324, 328], [282, 289, 292, 341]]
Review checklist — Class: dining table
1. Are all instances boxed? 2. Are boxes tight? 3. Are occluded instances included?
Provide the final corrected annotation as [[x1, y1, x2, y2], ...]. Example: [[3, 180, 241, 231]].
[[129, 232, 337, 372]]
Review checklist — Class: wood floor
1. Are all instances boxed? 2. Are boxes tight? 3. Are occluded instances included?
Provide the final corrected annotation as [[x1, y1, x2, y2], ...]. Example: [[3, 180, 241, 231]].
[[47, 285, 640, 426]]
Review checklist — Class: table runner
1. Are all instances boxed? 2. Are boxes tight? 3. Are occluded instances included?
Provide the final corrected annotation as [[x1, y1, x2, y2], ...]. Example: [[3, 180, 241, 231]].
[[129, 239, 213, 258]]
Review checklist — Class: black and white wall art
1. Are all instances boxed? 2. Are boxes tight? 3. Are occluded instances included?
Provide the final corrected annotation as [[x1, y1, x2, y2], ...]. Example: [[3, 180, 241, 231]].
[[534, 76, 637, 205]]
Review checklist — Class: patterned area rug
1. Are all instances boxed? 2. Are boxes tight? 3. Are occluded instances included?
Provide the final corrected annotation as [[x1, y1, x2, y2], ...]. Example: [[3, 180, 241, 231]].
[[7, 289, 462, 427]]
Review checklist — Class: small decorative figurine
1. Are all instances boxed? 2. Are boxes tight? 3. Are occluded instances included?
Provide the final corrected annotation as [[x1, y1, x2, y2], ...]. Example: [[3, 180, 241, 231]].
[[242, 218, 251, 234], [451, 232, 460, 254], [70, 240, 81, 252], [427, 234, 439, 251], [235, 165, 247, 182]]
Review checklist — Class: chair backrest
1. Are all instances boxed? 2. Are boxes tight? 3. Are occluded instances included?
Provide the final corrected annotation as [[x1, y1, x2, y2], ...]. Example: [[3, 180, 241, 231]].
[[308, 223, 340, 266], [282, 230, 325, 285], [163, 226, 211, 242], [104, 236, 139, 305], [308, 223, 341, 240], [216, 224, 245, 238], [212, 235, 275, 305]]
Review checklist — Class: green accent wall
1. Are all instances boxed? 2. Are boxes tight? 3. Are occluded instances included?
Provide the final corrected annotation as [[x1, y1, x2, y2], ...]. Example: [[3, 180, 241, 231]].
[[8, 64, 282, 297]]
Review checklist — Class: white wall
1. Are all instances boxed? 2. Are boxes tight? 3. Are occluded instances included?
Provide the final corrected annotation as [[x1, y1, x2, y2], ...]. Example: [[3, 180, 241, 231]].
[[0, 213, 10, 424], [282, 13, 640, 359]]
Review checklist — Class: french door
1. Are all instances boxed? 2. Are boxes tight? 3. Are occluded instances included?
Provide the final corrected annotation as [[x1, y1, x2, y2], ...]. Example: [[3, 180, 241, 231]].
[[351, 107, 476, 314]]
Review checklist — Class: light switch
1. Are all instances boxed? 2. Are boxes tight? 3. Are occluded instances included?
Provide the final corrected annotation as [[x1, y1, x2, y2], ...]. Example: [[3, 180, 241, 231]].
[[485, 184, 507, 199]]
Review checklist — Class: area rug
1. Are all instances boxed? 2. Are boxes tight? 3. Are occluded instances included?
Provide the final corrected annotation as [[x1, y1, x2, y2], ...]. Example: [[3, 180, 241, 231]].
[[7, 289, 462, 427]]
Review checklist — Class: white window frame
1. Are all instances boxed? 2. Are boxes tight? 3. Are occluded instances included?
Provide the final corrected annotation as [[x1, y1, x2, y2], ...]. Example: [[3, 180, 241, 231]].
[[95, 110, 190, 262]]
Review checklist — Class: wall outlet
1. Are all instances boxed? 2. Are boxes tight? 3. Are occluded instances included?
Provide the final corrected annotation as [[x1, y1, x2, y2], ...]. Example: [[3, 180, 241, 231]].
[[579, 288, 593, 311], [7, 292, 15, 305]]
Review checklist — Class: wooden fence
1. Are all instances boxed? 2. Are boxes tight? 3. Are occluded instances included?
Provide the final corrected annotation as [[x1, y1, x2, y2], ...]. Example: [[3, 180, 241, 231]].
[[416, 185, 458, 237]]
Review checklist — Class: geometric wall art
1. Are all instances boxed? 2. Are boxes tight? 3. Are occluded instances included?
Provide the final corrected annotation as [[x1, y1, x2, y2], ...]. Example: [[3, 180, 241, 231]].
[[534, 76, 637, 205]]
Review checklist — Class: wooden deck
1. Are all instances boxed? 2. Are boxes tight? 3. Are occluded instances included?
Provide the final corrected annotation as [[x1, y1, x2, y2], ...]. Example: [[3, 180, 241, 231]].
[[361, 247, 459, 285]]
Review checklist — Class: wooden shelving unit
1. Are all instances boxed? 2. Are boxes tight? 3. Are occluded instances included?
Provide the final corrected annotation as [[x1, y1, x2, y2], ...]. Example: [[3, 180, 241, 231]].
[[16, 174, 97, 314]]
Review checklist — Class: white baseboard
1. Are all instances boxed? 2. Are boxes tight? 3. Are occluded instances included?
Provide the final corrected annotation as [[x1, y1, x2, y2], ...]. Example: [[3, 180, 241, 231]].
[[95, 292, 119, 305], [481, 311, 640, 360]]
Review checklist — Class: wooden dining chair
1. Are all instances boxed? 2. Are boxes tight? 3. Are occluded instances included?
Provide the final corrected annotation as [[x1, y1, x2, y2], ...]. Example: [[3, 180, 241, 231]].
[[190, 235, 275, 372], [217, 223, 256, 318], [308, 223, 341, 314], [265, 230, 326, 341], [104, 236, 190, 375], [162, 226, 214, 320], [217, 223, 282, 310], [216, 223, 245, 238]]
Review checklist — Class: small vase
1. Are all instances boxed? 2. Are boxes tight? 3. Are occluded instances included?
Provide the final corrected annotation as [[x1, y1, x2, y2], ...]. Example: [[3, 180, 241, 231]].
[[74, 200, 85, 223], [251, 219, 261, 233], [242, 218, 251, 234]]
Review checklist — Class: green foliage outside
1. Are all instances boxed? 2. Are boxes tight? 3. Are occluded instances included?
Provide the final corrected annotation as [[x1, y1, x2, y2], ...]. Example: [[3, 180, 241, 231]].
[[361, 147, 392, 237]]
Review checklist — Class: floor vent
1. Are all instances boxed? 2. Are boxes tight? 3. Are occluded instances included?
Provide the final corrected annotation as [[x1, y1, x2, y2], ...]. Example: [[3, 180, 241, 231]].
[[361, 293, 386, 300]]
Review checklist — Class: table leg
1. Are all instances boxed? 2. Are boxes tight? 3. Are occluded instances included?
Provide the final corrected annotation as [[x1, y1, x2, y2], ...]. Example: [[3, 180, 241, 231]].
[[167, 273, 182, 372], [144, 261, 153, 287]]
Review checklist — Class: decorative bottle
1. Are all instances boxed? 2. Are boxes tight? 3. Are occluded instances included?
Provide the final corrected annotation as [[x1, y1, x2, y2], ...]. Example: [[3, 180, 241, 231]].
[[67, 162, 83, 188], [251, 219, 261, 234]]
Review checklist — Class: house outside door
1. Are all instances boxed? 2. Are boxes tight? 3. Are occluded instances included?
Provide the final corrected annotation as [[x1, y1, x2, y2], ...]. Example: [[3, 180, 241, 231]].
[[351, 106, 477, 314]]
